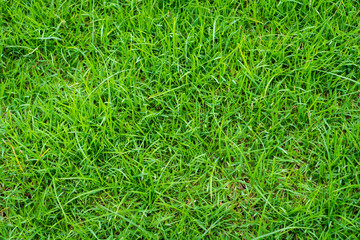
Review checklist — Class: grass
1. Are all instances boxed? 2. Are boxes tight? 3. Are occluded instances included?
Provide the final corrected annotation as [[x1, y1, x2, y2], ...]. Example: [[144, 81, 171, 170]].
[[1, 0, 360, 238]]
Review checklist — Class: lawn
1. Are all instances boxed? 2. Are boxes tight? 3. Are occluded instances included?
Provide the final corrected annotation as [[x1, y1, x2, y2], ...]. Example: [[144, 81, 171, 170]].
[[1, 0, 360, 239]]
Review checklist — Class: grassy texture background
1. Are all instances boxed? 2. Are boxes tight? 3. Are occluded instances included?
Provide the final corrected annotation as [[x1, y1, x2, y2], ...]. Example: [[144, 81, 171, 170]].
[[1, 0, 360, 238]]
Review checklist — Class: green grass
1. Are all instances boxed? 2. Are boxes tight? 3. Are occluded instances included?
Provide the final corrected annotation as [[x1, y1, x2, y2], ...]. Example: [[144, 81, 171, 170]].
[[1, 0, 360, 238]]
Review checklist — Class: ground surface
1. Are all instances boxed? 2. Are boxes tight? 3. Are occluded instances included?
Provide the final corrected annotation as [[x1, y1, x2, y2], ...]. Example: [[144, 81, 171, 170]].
[[1, 0, 360, 239]]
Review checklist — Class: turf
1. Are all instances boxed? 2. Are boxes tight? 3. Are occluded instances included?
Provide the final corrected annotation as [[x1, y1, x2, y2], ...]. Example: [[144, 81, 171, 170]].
[[1, 0, 360, 239]]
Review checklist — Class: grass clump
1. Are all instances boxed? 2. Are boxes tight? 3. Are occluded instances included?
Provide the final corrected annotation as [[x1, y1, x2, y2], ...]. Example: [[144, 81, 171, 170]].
[[1, 0, 360, 239]]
